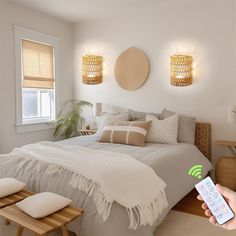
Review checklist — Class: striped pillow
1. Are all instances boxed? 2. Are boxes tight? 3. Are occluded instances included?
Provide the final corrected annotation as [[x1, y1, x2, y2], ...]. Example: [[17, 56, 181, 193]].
[[98, 121, 152, 147]]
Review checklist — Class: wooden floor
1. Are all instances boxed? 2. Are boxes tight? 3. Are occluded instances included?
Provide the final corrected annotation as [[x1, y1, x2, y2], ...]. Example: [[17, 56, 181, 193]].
[[173, 189, 207, 218]]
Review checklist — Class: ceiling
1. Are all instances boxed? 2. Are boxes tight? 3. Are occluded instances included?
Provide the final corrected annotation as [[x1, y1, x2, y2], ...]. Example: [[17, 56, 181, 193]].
[[9, 0, 179, 22]]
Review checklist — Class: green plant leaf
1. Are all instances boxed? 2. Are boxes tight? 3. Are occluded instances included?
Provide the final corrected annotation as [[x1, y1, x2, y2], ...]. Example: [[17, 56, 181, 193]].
[[52, 99, 92, 139]]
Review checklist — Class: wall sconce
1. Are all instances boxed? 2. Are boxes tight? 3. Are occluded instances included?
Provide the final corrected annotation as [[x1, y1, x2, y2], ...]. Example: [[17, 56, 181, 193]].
[[82, 55, 103, 85], [170, 55, 193, 86]]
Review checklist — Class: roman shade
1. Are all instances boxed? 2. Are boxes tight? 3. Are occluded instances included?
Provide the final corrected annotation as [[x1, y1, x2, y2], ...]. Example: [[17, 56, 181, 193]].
[[22, 39, 54, 89]]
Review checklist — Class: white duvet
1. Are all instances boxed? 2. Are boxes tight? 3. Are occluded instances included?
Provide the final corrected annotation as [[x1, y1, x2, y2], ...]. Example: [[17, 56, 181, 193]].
[[4, 141, 168, 230]]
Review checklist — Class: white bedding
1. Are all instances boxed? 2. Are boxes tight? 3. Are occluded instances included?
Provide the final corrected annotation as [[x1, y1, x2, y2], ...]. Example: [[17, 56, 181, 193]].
[[5, 141, 168, 229], [0, 135, 213, 236]]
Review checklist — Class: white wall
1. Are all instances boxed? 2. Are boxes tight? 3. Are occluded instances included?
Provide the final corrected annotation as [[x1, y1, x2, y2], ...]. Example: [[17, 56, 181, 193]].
[[0, 0, 74, 153], [73, 0, 236, 164]]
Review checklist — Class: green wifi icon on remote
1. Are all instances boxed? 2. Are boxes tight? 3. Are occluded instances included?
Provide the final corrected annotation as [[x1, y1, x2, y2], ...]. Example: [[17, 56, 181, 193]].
[[188, 165, 203, 179]]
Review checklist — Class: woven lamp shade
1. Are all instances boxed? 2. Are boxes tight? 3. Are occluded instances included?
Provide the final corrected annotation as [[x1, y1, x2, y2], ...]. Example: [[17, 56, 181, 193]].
[[82, 55, 103, 85], [170, 55, 193, 86]]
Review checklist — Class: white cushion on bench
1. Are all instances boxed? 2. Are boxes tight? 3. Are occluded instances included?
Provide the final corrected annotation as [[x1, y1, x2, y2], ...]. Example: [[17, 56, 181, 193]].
[[0, 178, 26, 198], [16, 192, 72, 218]]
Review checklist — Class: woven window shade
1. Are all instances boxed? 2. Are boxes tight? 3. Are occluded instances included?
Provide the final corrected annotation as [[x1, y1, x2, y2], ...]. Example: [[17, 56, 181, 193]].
[[22, 40, 54, 89]]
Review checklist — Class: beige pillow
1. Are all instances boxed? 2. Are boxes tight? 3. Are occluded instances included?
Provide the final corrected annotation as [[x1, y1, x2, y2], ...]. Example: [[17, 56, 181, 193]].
[[98, 121, 151, 147], [128, 109, 160, 121], [96, 113, 129, 136], [16, 192, 72, 218], [0, 178, 26, 198]]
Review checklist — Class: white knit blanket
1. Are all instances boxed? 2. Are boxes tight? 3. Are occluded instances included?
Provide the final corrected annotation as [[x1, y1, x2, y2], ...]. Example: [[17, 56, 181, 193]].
[[5, 141, 168, 229]]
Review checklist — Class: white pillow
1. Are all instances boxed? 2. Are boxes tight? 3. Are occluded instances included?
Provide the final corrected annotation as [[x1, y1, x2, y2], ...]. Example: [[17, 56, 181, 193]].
[[0, 178, 26, 198], [146, 114, 179, 144], [16, 192, 72, 218]]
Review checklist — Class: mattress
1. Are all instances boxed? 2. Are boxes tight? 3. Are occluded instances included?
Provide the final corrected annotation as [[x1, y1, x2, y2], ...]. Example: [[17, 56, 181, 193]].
[[0, 135, 212, 236]]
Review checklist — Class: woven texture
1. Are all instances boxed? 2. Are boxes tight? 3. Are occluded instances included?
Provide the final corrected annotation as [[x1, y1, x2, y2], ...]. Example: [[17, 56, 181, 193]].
[[195, 122, 211, 160], [146, 114, 178, 144]]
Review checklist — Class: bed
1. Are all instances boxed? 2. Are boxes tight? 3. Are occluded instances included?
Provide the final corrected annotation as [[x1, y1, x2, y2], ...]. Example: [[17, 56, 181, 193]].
[[0, 122, 212, 236]]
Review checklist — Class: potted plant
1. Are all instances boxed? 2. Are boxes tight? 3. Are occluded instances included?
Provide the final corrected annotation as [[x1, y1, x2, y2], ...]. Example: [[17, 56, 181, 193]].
[[52, 99, 92, 139]]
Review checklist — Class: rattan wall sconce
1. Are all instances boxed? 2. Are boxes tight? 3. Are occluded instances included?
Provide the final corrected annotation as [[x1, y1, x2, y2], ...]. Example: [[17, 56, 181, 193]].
[[82, 55, 103, 85], [170, 55, 193, 86]]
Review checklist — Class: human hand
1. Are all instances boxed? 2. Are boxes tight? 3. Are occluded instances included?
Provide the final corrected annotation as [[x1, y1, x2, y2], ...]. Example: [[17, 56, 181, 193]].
[[197, 184, 236, 230]]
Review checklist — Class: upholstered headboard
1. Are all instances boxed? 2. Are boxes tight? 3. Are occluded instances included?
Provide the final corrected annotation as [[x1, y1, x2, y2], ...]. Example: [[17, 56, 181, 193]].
[[195, 122, 211, 161]]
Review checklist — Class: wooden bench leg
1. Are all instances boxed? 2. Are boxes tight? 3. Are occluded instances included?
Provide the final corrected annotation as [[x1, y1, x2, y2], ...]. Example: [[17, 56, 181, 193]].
[[5, 219, 10, 225], [17, 226, 24, 236], [61, 225, 69, 236]]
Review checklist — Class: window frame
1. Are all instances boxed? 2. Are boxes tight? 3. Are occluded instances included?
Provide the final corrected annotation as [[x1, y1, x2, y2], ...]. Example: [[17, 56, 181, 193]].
[[14, 26, 60, 133]]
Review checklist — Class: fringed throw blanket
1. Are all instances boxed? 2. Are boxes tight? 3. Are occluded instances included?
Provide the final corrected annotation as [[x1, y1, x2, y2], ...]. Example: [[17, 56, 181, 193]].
[[3, 141, 168, 229]]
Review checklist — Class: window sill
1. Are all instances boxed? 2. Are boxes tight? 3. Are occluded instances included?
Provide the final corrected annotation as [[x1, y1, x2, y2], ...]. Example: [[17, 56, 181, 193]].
[[15, 121, 54, 134]]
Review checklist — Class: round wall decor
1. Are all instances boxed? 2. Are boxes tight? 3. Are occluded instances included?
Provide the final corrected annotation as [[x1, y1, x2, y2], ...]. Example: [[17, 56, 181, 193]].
[[114, 47, 150, 90]]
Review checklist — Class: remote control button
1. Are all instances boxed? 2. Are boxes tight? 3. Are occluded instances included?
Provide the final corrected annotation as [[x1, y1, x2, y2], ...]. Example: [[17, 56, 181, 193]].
[[208, 186, 214, 192], [216, 199, 222, 205], [209, 202, 216, 208], [211, 192, 218, 199], [202, 190, 208, 196], [199, 185, 204, 190], [213, 208, 219, 214], [205, 181, 211, 187], [220, 204, 225, 209], [223, 210, 229, 215], [217, 213, 223, 219], [206, 196, 212, 202]]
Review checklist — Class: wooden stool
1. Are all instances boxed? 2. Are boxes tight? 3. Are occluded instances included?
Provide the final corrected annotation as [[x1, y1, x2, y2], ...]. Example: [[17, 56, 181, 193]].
[[0, 190, 34, 225], [0, 204, 84, 236]]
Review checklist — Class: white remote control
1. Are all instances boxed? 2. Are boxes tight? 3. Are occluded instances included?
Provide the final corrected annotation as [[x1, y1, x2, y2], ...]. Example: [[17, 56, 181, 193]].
[[195, 176, 234, 225]]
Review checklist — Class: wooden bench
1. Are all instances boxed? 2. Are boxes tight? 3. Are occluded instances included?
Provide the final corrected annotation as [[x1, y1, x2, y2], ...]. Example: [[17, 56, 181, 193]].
[[0, 190, 34, 209], [0, 190, 34, 225], [0, 204, 84, 236]]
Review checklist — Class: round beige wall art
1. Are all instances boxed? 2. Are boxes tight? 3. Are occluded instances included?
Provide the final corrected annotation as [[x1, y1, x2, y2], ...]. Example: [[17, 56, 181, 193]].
[[114, 47, 150, 90]]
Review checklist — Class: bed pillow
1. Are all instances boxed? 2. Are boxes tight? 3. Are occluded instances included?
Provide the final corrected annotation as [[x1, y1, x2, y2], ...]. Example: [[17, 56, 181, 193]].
[[96, 113, 129, 136], [146, 114, 178, 144], [0, 178, 26, 198], [16, 192, 72, 218], [160, 109, 196, 144], [128, 109, 160, 121], [98, 120, 152, 147]]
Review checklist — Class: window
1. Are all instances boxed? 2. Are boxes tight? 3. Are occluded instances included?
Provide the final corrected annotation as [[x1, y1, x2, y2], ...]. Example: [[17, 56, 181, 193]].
[[21, 40, 55, 123], [15, 26, 59, 133]]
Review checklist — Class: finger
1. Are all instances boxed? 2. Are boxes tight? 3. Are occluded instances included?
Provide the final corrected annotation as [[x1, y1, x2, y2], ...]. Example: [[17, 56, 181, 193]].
[[216, 184, 234, 199], [202, 203, 208, 210], [209, 216, 217, 225], [197, 195, 203, 201], [205, 209, 212, 217]]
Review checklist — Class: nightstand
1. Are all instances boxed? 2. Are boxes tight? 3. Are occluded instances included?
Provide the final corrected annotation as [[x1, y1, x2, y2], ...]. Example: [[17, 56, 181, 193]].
[[79, 129, 97, 136], [215, 140, 236, 191]]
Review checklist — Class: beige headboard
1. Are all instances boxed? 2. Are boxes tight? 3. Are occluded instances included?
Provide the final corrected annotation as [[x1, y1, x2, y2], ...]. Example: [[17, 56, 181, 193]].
[[195, 122, 211, 161]]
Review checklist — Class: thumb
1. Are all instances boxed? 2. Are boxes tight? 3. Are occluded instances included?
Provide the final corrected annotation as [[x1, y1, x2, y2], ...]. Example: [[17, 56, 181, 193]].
[[216, 184, 235, 199]]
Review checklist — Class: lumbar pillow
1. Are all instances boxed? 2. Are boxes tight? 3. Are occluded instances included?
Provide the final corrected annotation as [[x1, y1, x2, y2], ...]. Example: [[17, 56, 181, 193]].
[[128, 109, 160, 121], [146, 114, 178, 144], [160, 108, 196, 144], [16, 192, 72, 218], [98, 120, 152, 147], [0, 178, 26, 198]]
